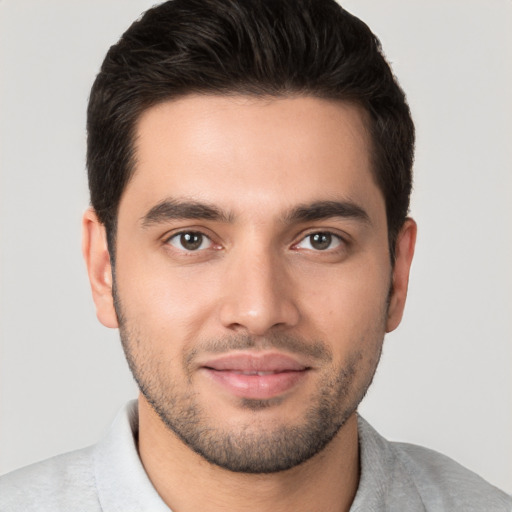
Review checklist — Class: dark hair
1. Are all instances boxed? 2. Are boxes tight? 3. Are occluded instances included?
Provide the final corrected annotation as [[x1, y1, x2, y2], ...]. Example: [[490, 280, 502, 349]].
[[87, 0, 414, 261]]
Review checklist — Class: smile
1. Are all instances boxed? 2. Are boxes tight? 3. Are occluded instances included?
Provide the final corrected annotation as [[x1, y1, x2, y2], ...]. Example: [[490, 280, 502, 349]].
[[229, 370, 283, 375], [199, 352, 311, 400]]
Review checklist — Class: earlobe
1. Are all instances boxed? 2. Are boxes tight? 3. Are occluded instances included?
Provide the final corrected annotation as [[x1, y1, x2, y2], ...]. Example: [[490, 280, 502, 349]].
[[386, 218, 417, 333], [82, 208, 119, 329]]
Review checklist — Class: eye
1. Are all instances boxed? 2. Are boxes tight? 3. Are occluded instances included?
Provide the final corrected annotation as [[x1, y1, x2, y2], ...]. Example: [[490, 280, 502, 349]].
[[167, 231, 212, 251], [295, 232, 343, 251]]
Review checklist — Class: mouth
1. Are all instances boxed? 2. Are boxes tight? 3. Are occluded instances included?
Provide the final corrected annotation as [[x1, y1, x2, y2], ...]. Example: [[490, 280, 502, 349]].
[[199, 352, 312, 400]]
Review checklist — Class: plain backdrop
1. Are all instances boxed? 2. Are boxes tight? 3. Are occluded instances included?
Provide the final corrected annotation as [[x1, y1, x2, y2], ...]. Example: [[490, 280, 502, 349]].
[[1, 0, 511, 492]]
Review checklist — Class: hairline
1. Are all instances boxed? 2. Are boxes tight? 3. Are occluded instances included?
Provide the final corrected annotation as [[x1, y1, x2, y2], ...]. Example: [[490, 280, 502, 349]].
[[103, 90, 397, 264]]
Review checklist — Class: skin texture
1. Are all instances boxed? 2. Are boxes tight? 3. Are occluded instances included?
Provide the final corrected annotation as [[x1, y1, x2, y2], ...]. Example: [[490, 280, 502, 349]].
[[83, 95, 416, 512]]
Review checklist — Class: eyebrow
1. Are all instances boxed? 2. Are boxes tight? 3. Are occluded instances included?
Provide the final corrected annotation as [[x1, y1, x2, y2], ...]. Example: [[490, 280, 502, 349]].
[[141, 198, 370, 228], [141, 199, 233, 227], [283, 200, 371, 225]]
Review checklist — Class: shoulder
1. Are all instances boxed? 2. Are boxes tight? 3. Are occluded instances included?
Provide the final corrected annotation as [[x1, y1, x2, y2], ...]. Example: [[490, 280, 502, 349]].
[[391, 440, 512, 511], [355, 417, 511, 511], [0, 445, 101, 512]]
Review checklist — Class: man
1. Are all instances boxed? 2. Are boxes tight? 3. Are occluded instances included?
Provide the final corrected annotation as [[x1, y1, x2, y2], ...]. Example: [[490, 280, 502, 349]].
[[0, 0, 510, 510]]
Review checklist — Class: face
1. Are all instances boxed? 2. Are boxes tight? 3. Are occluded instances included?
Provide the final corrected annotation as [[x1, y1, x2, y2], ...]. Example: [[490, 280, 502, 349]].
[[84, 95, 415, 473]]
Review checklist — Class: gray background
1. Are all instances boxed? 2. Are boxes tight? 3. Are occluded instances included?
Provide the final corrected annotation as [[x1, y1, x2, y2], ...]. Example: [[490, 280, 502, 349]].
[[1, 0, 511, 492]]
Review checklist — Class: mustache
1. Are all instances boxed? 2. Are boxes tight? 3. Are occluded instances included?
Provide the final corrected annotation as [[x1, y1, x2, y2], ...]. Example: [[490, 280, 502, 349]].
[[184, 332, 332, 369]]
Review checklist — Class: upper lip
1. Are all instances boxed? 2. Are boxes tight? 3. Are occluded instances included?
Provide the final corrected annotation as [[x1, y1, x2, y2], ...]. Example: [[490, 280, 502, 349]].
[[199, 352, 309, 373]]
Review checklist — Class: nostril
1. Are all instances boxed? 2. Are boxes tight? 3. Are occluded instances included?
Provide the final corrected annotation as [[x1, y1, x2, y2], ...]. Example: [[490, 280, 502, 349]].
[[217, 266, 301, 334]]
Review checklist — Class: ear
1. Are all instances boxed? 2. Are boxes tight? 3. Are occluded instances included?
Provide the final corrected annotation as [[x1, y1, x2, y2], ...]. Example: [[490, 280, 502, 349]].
[[82, 208, 119, 328], [386, 218, 417, 333]]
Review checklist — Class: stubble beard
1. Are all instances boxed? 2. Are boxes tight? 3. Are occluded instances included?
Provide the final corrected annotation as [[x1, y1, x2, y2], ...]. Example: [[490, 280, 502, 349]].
[[113, 285, 386, 474], [118, 334, 384, 473]]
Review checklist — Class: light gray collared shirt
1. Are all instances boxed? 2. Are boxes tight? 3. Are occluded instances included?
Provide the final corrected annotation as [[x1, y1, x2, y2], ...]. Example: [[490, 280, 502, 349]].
[[1, 401, 510, 511]]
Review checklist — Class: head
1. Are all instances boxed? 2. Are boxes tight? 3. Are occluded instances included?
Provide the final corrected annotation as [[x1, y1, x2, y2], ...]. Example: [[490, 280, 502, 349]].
[[87, 0, 414, 263], [83, 0, 416, 475]]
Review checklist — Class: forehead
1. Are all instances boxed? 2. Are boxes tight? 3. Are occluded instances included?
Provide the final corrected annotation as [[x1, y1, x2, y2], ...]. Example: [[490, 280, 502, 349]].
[[121, 94, 384, 223]]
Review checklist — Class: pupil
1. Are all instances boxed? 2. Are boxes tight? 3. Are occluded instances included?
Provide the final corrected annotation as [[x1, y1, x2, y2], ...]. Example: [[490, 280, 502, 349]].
[[181, 232, 202, 250], [311, 233, 331, 250]]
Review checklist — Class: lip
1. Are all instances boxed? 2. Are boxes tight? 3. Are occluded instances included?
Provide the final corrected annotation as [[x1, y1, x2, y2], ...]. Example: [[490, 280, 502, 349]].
[[199, 352, 311, 400]]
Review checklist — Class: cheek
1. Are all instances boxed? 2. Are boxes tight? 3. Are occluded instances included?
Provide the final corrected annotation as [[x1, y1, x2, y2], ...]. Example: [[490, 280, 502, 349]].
[[298, 257, 391, 333], [114, 252, 221, 342]]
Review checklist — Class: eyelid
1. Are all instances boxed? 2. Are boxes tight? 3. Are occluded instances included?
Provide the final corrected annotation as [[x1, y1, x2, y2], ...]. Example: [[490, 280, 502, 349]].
[[296, 232, 343, 251], [168, 232, 212, 251], [163, 227, 222, 252], [162, 225, 215, 242], [160, 226, 350, 254], [291, 228, 350, 249]]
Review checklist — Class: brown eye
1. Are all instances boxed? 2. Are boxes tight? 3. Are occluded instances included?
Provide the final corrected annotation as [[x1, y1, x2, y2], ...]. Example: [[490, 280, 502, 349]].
[[168, 232, 211, 251], [296, 232, 342, 251], [310, 233, 332, 250]]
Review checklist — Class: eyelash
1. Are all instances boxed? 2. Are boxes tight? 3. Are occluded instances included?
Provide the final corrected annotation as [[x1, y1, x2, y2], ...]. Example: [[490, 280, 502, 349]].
[[293, 231, 345, 252], [164, 230, 347, 254], [166, 231, 215, 252]]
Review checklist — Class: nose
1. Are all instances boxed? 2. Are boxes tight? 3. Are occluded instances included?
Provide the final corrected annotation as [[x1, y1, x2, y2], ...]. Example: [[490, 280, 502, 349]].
[[218, 246, 301, 336]]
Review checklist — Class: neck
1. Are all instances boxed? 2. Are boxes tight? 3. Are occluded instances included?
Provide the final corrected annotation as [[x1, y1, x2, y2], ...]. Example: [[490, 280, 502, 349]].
[[137, 395, 360, 512]]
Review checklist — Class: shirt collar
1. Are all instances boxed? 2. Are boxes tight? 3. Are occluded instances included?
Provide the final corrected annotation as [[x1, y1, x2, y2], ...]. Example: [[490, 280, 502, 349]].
[[93, 400, 171, 511], [92, 402, 426, 512], [349, 416, 426, 512]]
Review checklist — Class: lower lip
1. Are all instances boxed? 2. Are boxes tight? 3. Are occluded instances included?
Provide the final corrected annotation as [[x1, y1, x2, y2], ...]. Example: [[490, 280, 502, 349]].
[[202, 369, 309, 400]]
